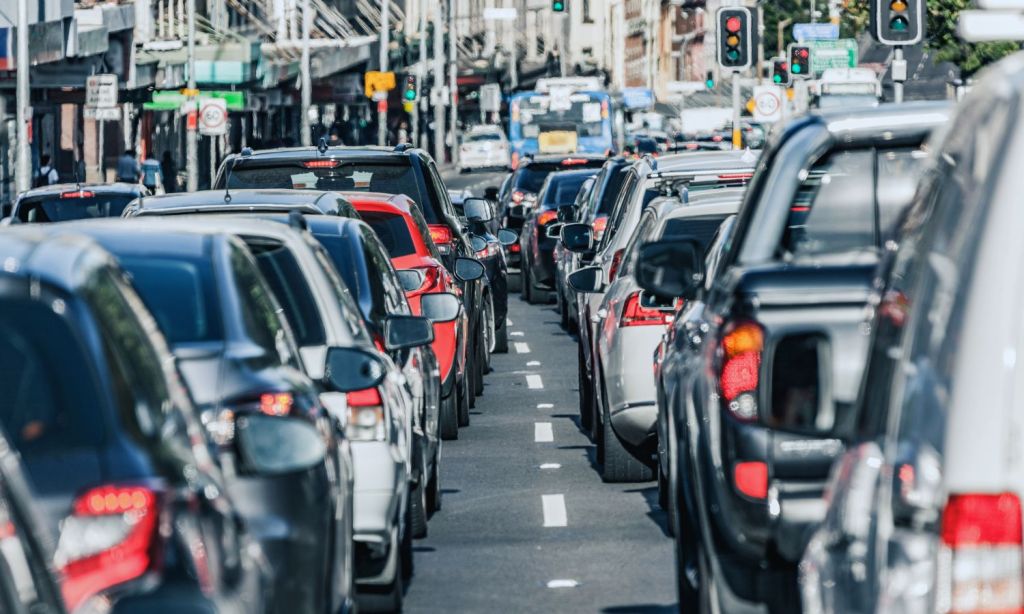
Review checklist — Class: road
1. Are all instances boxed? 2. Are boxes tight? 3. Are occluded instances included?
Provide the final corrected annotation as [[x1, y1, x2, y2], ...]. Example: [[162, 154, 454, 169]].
[[403, 171, 676, 612]]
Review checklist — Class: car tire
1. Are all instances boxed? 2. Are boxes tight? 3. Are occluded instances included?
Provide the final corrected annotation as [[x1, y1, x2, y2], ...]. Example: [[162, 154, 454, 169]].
[[409, 481, 428, 539], [494, 320, 509, 353], [524, 261, 536, 304], [473, 328, 486, 397], [457, 371, 470, 427], [676, 501, 707, 614], [358, 533, 405, 613], [601, 413, 654, 483], [427, 458, 441, 513], [439, 392, 458, 440], [577, 344, 593, 433], [519, 256, 529, 300], [559, 288, 569, 329], [508, 270, 522, 294]]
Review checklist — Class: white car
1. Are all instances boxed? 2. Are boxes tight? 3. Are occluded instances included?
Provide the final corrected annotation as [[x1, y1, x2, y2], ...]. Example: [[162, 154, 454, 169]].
[[458, 127, 511, 172]]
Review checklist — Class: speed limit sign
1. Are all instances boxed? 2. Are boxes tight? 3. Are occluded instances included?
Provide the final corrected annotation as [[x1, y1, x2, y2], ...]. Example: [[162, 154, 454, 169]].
[[199, 98, 228, 136], [752, 85, 783, 123]]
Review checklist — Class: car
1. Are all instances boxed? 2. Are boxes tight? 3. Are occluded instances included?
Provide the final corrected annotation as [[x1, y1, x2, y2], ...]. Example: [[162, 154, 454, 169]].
[[457, 125, 511, 172], [0, 228, 271, 613], [552, 174, 596, 329], [7, 182, 147, 223], [122, 188, 359, 218], [519, 167, 599, 304], [457, 198, 516, 354], [569, 196, 740, 482], [633, 102, 949, 612], [213, 144, 491, 414], [40, 219, 357, 614], [498, 154, 607, 233], [798, 62, 1017, 614]]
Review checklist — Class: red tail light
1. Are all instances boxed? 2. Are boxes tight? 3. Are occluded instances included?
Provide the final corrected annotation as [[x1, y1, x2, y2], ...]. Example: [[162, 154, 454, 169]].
[[511, 152, 520, 169], [608, 249, 625, 282], [620, 291, 671, 327], [538, 210, 558, 226], [512, 190, 525, 204], [59, 485, 160, 610], [938, 493, 1024, 614], [60, 191, 95, 199], [592, 215, 609, 240], [372, 334, 386, 352], [509, 243, 521, 253], [428, 224, 454, 255], [259, 392, 294, 416], [347, 388, 386, 441], [409, 266, 443, 296], [561, 158, 589, 166], [719, 321, 763, 421], [303, 159, 340, 169], [733, 461, 768, 499]]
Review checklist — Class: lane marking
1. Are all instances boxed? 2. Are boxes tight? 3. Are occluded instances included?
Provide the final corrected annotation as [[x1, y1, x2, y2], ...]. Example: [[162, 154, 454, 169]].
[[534, 422, 554, 442], [526, 374, 544, 389], [526, 360, 541, 366], [547, 579, 579, 589], [506, 318, 514, 326], [539, 463, 561, 470], [510, 331, 526, 337], [536, 403, 554, 409], [514, 342, 531, 354], [542, 494, 568, 527]]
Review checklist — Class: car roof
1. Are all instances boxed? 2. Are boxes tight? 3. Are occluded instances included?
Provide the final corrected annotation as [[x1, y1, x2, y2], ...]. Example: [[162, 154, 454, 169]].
[[224, 145, 424, 165], [126, 189, 359, 218], [16, 182, 144, 201], [0, 227, 110, 293], [648, 149, 761, 174], [684, 186, 748, 206], [662, 199, 742, 221], [545, 168, 599, 183], [37, 219, 215, 260]]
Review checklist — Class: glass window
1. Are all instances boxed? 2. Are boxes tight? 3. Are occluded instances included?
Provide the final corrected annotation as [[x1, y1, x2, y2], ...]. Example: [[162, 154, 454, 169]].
[[618, 213, 658, 277], [408, 205, 442, 259], [593, 167, 629, 217], [465, 133, 502, 142], [308, 242, 368, 343], [229, 243, 300, 368], [15, 194, 134, 223], [247, 240, 327, 347], [359, 229, 405, 322], [514, 166, 556, 193], [599, 171, 638, 249], [661, 215, 730, 247], [119, 256, 224, 345], [361, 211, 417, 257], [541, 174, 595, 209]]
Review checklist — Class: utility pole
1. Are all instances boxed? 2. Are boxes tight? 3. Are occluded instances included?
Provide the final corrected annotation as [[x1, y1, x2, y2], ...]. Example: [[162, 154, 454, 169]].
[[15, 0, 30, 194], [433, 2, 445, 162], [186, 0, 198, 192], [892, 46, 906, 103], [415, 0, 427, 147], [300, 0, 312, 146], [448, 0, 458, 165], [378, 0, 390, 146]]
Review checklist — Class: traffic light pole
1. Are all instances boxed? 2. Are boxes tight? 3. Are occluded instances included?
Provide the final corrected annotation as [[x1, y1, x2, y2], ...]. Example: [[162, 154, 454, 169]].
[[378, 0, 390, 147], [731, 71, 742, 150], [892, 46, 906, 103]]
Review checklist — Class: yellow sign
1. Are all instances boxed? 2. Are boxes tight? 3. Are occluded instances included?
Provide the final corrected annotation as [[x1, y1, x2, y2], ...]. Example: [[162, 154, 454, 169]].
[[746, 98, 756, 114], [538, 130, 578, 154], [180, 87, 200, 97], [364, 71, 397, 98]]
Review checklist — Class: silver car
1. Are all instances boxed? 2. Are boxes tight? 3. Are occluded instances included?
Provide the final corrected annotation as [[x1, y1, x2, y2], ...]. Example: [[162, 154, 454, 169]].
[[458, 125, 511, 172]]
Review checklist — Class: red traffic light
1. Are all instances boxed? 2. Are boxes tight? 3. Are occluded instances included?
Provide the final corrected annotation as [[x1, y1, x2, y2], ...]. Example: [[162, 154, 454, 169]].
[[725, 16, 742, 32], [797, 48, 808, 58]]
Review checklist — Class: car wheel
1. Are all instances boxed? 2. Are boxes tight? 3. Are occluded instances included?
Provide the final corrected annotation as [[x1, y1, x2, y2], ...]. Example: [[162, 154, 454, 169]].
[[559, 287, 569, 329], [357, 532, 404, 613], [577, 344, 593, 433], [409, 478, 428, 539], [439, 391, 458, 440], [658, 463, 676, 537], [493, 319, 509, 353], [602, 417, 655, 483], [473, 328, 486, 397], [525, 264, 540, 305], [457, 371, 470, 427], [427, 457, 441, 513], [508, 269, 522, 293]]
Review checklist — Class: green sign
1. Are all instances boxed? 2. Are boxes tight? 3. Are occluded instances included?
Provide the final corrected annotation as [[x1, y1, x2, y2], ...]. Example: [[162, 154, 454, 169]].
[[143, 90, 245, 112], [807, 39, 858, 73]]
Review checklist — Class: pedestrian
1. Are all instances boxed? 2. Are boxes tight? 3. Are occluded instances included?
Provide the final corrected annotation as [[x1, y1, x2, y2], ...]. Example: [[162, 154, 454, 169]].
[[329, 129, 343, 146], [397, 121, 410, 145], [116, 149, 141, 184], [160, 151, 178, 194], [34, 154, 58, 187]]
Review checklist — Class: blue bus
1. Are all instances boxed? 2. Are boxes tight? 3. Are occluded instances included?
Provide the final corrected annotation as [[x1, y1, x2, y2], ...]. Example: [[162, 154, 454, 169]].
[[508, 86, 614, 168]]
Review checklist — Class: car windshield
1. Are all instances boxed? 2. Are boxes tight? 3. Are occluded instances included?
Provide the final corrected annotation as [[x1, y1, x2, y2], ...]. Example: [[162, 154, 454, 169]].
[[466, 133, 502, 142], [361, 211, 417, 257], [542, 174, 594, 209], [15, 193, 134, 223], [119, 256, 225, 345]]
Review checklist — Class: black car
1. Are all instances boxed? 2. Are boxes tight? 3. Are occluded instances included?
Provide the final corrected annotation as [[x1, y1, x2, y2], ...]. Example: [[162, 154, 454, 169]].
[[213, 144, 490, 409], [123, 188, 359, 218], [7, 182, 147, 223], [43, 220, 357, 614], [519, 168, 599, 304], [0, 228, 270, 613]]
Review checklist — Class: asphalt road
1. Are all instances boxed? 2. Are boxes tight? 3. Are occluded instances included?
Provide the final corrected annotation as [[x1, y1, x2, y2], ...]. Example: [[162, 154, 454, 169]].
[[442, 169, 508, 195], [404, 170, 676, 613]]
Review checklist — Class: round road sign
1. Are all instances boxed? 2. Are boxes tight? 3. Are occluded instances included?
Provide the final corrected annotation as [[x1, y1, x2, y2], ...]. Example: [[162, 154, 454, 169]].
[[199, 99, 227, 135]]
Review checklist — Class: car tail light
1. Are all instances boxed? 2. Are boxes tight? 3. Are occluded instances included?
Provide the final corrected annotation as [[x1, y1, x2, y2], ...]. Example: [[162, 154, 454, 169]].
[[58, 485, 160, 610], [509, 243, 521, 253], [608, 248, 625, 282], [511, 152, 520, 169], [562, 158, 588, 166], [938, 493, 1024, 614], [476, 241, 499, 259], [718, 173, 753, 182], [60, 191, 95, 199], [405, 266, 444, 298], [347, 388, 386, 441], [733, 461, 768, 499], [592, 215, 609, 240], [511, 190, 525, 204], [303, 160, 340, 169], [259, 392, 294, 416], [718, 321, 763, 421], [538, 210, 558, 226], [428, 224, 454, 255], [620, 291, 671, 327]]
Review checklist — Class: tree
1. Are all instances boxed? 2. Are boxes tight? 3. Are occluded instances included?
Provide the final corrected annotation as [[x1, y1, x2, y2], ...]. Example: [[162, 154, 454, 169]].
[[926, 0, 1018, 77]]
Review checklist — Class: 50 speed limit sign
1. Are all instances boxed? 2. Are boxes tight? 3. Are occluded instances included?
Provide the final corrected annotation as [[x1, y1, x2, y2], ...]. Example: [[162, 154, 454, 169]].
[[752, 85, 783, 123], [199, 98, 228, 136]]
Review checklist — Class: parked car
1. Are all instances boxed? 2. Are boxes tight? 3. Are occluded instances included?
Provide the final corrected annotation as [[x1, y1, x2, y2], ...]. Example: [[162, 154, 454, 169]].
[[799, 65, 1015, 614], [7, 183, 147, 223], [123, 188, 359, 218], [214, 144, 491, 414], [40, 219, 357, 614], [0, 228, 271, 613], [519, 168, 599, 304], [633, 102, 949, 612], [458, 125, 511, 172]]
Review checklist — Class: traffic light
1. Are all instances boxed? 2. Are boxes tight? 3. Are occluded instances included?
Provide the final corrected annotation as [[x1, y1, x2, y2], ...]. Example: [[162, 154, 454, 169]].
[[789, 44, 811, 78], [552, 0, 565, 12], [705, 70, 715, 89], [717, 7, 753, 70], [871, 0, 924, 45], [403, 75, 417, 102], [772, 58, 789, 85]]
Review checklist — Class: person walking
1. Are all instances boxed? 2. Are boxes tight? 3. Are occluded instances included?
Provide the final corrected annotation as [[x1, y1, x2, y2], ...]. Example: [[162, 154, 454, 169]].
[[34, 155, 58, 187], [116, 149, 141, 184], [160, 151, 178, 193]]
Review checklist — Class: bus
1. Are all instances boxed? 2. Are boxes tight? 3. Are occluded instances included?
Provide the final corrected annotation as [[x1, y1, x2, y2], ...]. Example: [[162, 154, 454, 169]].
[[508, 84, 614, 168]]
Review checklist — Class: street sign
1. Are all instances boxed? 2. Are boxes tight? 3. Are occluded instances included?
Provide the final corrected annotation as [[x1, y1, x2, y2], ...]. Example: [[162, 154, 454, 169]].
[[84, 107, 120, 121], [621, 87, 655, 109], [364, 71, 396, 98], [808, 38, 858, 73], [793, 22, 840, 41], [86, 74, 118, 110], [480, 83, 502, 112], [752, 85, 783, 122], [483, 7, 517, 20], [198, 98, 228, 136]]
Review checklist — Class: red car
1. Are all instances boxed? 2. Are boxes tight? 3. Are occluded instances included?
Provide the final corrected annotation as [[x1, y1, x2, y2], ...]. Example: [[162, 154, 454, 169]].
[[345, 192, 472, 439]]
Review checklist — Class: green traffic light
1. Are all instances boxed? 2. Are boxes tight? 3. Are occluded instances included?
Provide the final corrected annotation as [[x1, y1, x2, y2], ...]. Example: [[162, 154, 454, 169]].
[[404, 90, 416, 101], [792, 64, 802, 74], [890, 15, 908, 30], [553, 1, 564, 10], [726, 49, 740, 61], [773, 74, 782, 83], [706, 79, 714, 88]]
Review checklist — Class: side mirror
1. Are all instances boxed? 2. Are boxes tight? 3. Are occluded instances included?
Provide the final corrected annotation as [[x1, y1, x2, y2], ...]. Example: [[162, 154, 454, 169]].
[[454, 256, 485, 282], [384, 315, 434, 350], [463, 197, 493, 223], [557, 204, 575, 223], [420, 292, 461, 323], [235, 414, 327, 476], [396, 269, 425, 293], [497, 229, 518, 246], [560, 223, 593, 253], [546, 223, 564, 239], [568, 266, 604, 293], [324, 346, 387, 392], [469, 235, 488, 253], [635, 239, 705, 299]]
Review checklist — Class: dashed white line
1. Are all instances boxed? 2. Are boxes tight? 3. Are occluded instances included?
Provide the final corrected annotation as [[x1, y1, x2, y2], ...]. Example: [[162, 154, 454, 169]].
[[526, 360, 541, 366], [542, 494, 568, 527], [539, 463, 561, 470], [536, 403, 554, 409], [526, 374, 544, 389], [506, 318, 514, 326], [510, 331, 526, 337], [514, 342, 531, 353], [547, 579, 579, 589], [534, 422, 554, 442]]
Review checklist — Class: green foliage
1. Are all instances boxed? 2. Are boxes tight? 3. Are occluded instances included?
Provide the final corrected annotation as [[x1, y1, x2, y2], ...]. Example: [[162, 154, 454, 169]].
[[926, 0, 1018, 76]]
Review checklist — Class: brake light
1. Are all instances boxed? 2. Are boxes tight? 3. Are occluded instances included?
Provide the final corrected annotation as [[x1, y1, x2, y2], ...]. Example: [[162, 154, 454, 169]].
[[60, 191, 95, 199], [938, 493, 1024, 614], [259, 392, 294, 416], [608, 248, 625, 282], [512, 190, 525, 204], [476, 241, 499, 259], [538, 210, 558, 226], [509, 243, 521, 253], [620, 291, 671, 327], [718, 173, 753, 181], [372, 334, 386, 352], [347, 388, 386, 441], [58, 485, 160, 610], [601, 99, 609, 119], [303, 160, 340, 169], [429, 224, 453, 255], [733, 461, 768, 499], [511, 152, 520, 169], [593, 215, 609, 240], [562, 158, 589, 166], [719, 321, 763, 421]]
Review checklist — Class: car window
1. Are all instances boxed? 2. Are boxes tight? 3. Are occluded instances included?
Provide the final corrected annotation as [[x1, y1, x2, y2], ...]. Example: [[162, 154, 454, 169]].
[[465, 133, 502, 142], [618, 212, 659, 277], [308, 242, 367, 343], [360, 228, 410, 319], [426, 160, 457, 222], [661, 215, 730, 247], [361, 211, 417, 257], [408, 205, 442, 259], [120, 255, 224, 345], [246, 239, 327, 348], [15, 193, 134, 223], [542, 174, 594, 209], [704, 216, 737, 290], [514, 166, 555, 193], [593, 167, 629, 218], [228, 242, 301, 368], [600, 171, 638, 250]]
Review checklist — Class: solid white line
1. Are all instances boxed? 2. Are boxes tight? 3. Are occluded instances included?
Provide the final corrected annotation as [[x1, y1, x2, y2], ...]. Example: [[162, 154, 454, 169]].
[[510, 331, 526, 337], [534, 422, 554, 442], [514, 342, 531, 354], [539, 463, 561, 470], [526, 374, 544, 389], [547, 579, 579, 588], [542, 494, 568, 527], [536, 403, 554, 409], [526, 360, 541, 366]]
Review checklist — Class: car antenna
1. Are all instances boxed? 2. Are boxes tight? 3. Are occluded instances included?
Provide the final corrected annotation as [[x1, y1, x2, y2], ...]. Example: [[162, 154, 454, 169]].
[[318, 136, 328, 156]]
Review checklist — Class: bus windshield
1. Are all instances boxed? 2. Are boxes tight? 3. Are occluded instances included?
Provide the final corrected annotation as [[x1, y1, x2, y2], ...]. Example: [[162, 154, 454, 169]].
[[509, 90, 612, 160], [514, 94, 606, 138]]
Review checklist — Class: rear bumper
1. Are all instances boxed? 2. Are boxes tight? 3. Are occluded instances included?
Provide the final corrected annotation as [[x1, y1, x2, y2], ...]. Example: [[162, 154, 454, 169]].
[[530, 235, 557, 285]]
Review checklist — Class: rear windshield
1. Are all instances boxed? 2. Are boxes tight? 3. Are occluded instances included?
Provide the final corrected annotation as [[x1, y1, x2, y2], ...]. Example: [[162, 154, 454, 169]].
[[661, 215, 729, 249], [361, 211, 417, 257], [0, 299, 105, 456], [466, 133, 502, 142], [15, 194, 133, 223], [120, 256, 224, 345], [246, 241, 327, 347], [542, 174, 594, 209], [513, 166, 554, 193]]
